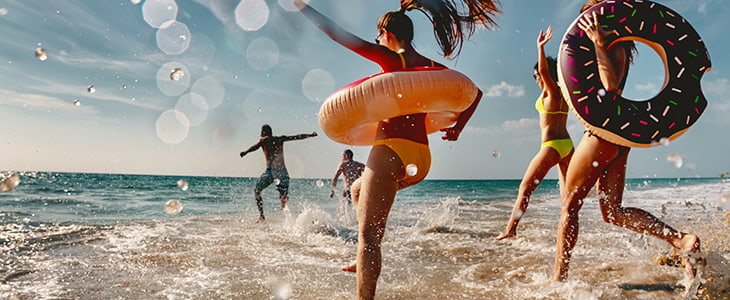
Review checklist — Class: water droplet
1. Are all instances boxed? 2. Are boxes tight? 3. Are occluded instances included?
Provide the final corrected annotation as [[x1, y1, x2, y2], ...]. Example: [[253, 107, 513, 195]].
[[273, 179, 281, 185], [492, 150, 501, 158], [666, 153, 683, 168], [164, 199, 183, 215], [720, 194, 730, 210], [170, 68, 184, 81], [176, 179, 189, 191], [35, 48, 47, 61], [406, 164, 418, 176], [533, 179, 540, 185], [0, 174, 20, 192], [659, 137, 670, 146], [257, 107, 263, 112], [397, 93, 403, 98], [316, 180, 324, 187], [73, 99, 80, 106], [87, 85, 95, 93], [592, 161, 599, 167]]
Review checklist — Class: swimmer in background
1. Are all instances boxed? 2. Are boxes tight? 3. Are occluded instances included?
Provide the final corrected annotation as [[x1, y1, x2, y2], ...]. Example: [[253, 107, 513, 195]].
[[330, 149, 365, 210], [494, 26, 573, 240], [294, 0, 497, 298], [552, 0, 700, 281], [239, 124, 317, 222]]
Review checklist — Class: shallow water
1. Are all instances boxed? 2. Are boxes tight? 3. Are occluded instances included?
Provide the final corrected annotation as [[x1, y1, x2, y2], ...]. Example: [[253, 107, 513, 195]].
[[1, 172, 728, 299]]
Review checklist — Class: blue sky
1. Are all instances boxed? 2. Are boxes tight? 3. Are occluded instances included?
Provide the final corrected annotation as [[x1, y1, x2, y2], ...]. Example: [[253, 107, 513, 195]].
[[0, 0, 727, 179]]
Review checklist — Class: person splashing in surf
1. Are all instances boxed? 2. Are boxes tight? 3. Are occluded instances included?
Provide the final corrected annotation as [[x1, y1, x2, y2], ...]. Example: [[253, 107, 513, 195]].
[[552, 0, 701, 282], [239, 124, 318, 222], [494, 26, 574, 241], [294, 0, 499, 298]]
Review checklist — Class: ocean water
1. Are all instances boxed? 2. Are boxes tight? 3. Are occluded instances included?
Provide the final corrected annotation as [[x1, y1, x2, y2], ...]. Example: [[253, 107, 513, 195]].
[[1, 172, 729, 299]]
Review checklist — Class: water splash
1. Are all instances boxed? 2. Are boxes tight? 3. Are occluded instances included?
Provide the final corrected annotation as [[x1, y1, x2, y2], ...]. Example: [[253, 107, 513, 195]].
[[164, 199, 183, 215], [1, 174, 20, 192], [176, 179, 189, 191], [406, 164, 418, 176], [35, 48, 47, 61], [170, 68, 184, 81]]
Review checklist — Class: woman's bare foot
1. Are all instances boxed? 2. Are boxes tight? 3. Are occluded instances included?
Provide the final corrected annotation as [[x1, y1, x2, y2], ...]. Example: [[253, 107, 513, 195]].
[[341, 261, 356, 273], [493, 230, 516, 241], [677, 234, 702, 278]]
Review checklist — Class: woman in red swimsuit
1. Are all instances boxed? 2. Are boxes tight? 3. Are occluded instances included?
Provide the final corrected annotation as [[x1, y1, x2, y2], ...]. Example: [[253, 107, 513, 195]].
[[294, 0, 500, 298]]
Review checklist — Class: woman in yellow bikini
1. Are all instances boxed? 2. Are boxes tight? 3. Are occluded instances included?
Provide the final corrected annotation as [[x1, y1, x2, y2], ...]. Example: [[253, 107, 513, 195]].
[[294, 0, 499, 298], [494, 26, 574, 240]]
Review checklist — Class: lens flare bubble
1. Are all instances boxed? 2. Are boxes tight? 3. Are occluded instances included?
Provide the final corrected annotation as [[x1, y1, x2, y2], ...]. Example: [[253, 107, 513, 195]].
[[316, 180, 324, 187], [156, 109, 190, 144], [277, 0, 299, 12], [176, 179, 189, 191], [157, 62, 190, 96], [235, 0, 269, 31], [492, 150, 501, 158], [406, 164, 418, 176], [35, 48, 47, 61], [301, 68, 335, 102], [142, 0, 178, 29], [164, 199, 183, 215], [191, 76, 225, 109], [0, 174, 20, 192], [156, 21, 191, 55], [246, 37, 279, 71], [175, 93, 208, 126]]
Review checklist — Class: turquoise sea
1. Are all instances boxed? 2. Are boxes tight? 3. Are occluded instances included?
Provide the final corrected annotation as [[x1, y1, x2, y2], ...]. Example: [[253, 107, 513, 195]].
[[1, 172, 729, 299]]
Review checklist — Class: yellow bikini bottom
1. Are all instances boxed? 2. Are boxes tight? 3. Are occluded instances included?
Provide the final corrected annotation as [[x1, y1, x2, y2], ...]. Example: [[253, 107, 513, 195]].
[[373, 138, 431, 187], [541, 138, 574, 159]]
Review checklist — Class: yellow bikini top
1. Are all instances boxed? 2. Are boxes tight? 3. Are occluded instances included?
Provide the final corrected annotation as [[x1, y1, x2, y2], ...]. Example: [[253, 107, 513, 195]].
[[535, 95, 568, 115]]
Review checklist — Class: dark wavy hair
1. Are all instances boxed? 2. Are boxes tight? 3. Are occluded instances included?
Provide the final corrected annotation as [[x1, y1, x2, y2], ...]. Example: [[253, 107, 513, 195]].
[[534, 57, 559, 84], [377, 0, 502, 58]]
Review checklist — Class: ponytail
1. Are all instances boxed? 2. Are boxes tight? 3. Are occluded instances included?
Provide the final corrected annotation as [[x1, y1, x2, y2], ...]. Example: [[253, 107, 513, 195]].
[[385, 0, 501, 58]]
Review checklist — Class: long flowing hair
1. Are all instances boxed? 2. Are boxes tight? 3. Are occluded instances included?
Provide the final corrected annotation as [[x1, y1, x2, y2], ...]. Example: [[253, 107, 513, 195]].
[[378, 0, 502, 58]]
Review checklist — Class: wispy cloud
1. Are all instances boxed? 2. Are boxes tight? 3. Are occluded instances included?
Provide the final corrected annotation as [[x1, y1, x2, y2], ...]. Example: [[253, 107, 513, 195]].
[[703, 77, 730, 112], [0, 88, 97, 114], [485, 81, 525, 98]]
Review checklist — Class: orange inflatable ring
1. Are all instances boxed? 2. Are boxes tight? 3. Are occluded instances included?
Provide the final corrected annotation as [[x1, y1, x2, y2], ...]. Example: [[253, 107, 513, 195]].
[[318, 67, 479, 146]]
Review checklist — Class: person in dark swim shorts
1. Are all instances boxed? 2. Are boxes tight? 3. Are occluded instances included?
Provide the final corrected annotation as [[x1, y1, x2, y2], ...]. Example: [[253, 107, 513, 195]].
[[240, 124, 317, 222]]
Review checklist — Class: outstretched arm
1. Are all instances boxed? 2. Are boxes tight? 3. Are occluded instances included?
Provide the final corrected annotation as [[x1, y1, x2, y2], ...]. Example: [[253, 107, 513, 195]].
[[284, 132, 318, 141], [294, 0, 394, 64], [440, 89, 482, 141], [537, 26, 560, 97], [239, 140, 262, 158]]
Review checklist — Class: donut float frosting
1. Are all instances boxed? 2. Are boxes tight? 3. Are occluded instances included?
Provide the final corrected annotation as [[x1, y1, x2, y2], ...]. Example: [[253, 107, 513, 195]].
[[558, 0, 711, 147]]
